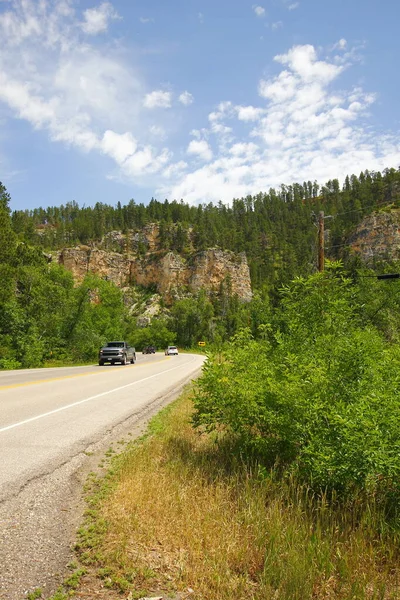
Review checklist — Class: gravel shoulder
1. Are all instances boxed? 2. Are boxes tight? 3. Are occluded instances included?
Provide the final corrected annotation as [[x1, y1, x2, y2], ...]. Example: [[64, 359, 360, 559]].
[[0, 371, 201, 600]]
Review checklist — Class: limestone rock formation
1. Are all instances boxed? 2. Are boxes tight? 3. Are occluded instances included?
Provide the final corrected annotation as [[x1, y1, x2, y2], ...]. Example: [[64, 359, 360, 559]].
[[347, 209, 400, 262], [57, 234, 253, 305], [59, 248, 130, 287]]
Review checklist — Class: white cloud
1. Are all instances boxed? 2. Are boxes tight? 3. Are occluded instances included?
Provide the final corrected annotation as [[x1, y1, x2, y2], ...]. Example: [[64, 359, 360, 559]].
[[211, 122, 232, 136], [101, 130, 137, 164], [187, 139, 213, 161], [237, 105, 265, 121], [179, 91, 194, 106], [123, 147, 171, 176], [0, 1, 171, 183], [275, 45, 342, 83], [333, 38, 347, 50], [198, 12, 204, 23], [190, 128, 208, 140], [139, 17, 154, 24], [163, 160, 188, 179], [288, 2, 299, 10], [159, 43, 400, 205], [208, 101, 234, 123], [271, 21, 283, 30], [253, 5, 266, 17], [81, 2, 119, 35], [229, 143, 259, 158], [143, 90, 172, 109], [0, 2, 398, 209]]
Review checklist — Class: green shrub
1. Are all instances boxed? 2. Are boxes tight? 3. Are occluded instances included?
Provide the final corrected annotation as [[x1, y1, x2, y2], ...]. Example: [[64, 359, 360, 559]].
[[0, 357, 22, 370], [193, 265, 400, 511]]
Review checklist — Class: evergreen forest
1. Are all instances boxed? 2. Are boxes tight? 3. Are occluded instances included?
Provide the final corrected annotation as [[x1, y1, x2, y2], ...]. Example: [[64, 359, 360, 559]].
[[1, 166, 400, 369], [10, 167, 400, 291]]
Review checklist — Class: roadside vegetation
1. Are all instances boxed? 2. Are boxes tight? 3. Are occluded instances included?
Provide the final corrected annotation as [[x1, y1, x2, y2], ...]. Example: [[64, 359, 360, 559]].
[[74, 386, 399, 599], [196, 265, 400, 513], [69, 263, 400, 599]]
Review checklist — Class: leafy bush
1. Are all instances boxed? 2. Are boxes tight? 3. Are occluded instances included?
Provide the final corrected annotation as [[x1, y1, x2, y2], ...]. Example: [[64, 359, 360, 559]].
[[0, 357, 22, 370], [193, 265, 400, 509]]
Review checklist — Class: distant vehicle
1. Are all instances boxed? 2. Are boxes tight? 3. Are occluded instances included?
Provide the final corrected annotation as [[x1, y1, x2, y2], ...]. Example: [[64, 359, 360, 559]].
[[142, 345, 156, 354], [165, 345, 178, 356], [98, 341, 136, 366]]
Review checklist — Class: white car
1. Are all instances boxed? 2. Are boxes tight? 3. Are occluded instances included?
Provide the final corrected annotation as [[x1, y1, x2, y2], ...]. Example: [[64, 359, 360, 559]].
[[165, 345, 179, 356]]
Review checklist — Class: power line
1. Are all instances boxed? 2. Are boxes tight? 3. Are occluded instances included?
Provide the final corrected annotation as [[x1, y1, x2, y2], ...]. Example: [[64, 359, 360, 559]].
[[356, 273, 400, 279]]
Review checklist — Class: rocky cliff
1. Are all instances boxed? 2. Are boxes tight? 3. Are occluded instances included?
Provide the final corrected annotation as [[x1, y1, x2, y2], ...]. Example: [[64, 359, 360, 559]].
[[57, 225, 252, 304], [347, 209, 400, 262]]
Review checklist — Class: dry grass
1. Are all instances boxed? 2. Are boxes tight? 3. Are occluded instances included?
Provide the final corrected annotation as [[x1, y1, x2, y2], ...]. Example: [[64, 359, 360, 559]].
[[78, 391, 400, 600]]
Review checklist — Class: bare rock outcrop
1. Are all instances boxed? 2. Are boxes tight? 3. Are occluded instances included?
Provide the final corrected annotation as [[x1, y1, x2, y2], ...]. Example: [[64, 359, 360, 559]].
[[347, 209, 400, 262], [58, 244, 252, 304], [59, 248, 131, 286], [190, 250, 252, 301]]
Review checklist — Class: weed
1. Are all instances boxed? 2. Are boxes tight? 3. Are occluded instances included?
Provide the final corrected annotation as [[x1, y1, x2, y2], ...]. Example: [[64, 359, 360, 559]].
[[71, 389, 400, 599], [26, 589, 42, 600], [46, 588, 68, 600], [64, 568, 87, 590]]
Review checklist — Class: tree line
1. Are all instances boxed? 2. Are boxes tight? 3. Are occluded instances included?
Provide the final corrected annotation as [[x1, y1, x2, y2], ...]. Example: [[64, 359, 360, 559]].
[[10, 167, 400, 293], [1, 166, 400, 367]]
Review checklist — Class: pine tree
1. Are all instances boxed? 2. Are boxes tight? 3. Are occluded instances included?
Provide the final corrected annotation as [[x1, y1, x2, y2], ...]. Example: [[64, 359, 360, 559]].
[[0, 182, 17, 265]]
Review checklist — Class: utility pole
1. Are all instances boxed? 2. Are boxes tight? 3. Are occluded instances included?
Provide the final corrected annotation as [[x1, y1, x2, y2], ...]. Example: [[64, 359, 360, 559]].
[[318, 211, 324, 272]]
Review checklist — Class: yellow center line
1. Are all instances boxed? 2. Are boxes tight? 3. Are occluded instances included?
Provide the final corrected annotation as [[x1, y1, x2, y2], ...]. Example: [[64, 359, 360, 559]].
[[0, 370, 103, 391], [0, 357, 170, 391]]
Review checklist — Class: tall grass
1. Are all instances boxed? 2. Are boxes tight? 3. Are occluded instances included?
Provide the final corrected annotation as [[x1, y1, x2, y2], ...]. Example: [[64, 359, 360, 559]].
[[77, 391, 400, 599]]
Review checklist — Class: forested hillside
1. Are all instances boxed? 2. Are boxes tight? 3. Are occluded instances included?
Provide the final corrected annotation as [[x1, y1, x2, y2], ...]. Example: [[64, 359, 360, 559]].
[[1, 166, 400, 368], [11, 167, 400, 291]]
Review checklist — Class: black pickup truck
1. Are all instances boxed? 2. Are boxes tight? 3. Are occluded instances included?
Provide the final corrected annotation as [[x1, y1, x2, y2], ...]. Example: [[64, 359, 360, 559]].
[[98, 341, 136, 366]]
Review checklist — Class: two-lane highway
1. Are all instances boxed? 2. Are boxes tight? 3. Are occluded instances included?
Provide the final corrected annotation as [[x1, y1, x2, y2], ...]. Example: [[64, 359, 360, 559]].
[[0, 352, 204, 599]]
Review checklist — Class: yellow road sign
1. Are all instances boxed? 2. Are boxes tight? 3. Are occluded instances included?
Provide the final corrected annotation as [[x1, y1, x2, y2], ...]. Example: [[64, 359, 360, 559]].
[[198, 341, 206, 347]]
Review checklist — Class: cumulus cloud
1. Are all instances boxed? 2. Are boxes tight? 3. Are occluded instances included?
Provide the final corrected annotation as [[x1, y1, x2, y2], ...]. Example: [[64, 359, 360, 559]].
[[159, 43, 400, 204], [143, 90, 172, 109], [187, 139, 213, 161], [236, 105, 265, 121], [179, 91, 194, 106], [0, 1, 398, 208], [101, 130, 137, 164], [0, 0, 171, 181], [123, 147, 171, 176], [81, 2, 119, 35], [253, 5, 266, 17], [163, 160, 188, 179]]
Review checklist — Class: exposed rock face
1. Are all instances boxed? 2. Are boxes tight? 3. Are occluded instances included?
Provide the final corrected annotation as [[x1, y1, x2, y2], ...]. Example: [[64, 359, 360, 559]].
[[347, 210, 400, 262], [59, 248, 131, 287], [130, 252, 188, 300], [130, 249, 252, 303], [58, 244, 253, 304], [190, 250, 252, 300]]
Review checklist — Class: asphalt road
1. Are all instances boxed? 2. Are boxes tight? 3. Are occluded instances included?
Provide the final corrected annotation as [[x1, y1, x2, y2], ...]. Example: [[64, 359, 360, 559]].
[[0, 352, 204, 599]]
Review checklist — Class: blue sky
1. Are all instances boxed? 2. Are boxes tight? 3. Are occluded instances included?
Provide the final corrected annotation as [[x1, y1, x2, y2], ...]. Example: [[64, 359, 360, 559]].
[[0, 0, 399, 211]]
